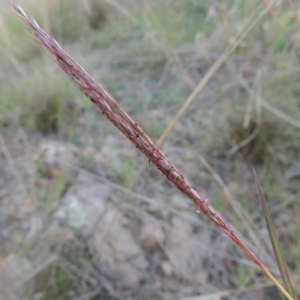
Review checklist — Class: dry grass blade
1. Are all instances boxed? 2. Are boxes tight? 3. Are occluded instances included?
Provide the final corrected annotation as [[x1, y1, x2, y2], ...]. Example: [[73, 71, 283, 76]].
[[199, 155, 262, 250], [7, 3, 295, 299], [154, 3, 269, 145], [129, 0, 277, 190], [239, 76, 300, 128], [177, 280, 277, 300], [7, 2, 235, 238], [253, 169, 296, 299]]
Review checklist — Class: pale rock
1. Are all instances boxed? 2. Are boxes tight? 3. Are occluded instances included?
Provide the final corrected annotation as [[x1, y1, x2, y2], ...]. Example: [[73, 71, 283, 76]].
[[95, 135, 122, 168], [138, 215, 165, 248], [184, 150, 196, 161], [161, 261, 173, 276], [56, 176, 149, 289], [0, 254, 34, 299], [170, 194, 190, 210], [1, 193, 43, 246], [37, 139, 79, 177], [165, 216, 203, 279], [24, 215, 43, 243], [2, 195, 36, 219]]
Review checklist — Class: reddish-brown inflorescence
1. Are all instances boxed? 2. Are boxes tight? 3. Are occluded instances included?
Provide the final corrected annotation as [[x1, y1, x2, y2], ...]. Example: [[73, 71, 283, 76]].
[[10, 4, 260, 265]]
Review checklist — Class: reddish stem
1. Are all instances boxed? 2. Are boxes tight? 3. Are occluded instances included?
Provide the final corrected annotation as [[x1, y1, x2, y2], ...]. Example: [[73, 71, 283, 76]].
[[10, 4, 260, 266]]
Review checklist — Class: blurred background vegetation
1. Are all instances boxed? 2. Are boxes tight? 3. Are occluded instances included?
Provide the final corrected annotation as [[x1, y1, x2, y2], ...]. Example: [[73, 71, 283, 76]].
[[0, 0, 300, 299]]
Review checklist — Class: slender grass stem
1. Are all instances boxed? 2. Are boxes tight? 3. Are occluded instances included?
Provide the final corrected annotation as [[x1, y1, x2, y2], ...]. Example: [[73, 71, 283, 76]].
[[8, 3, 294, 299]]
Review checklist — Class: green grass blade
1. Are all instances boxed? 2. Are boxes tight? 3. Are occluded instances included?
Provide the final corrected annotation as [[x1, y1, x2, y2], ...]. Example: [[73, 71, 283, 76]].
[[253, 169, 296, 299]]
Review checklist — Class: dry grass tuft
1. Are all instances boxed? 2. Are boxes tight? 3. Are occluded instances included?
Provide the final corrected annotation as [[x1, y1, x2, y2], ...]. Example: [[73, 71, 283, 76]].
[[1, 1, 300, 299], [228, 113, 279, 163], [34, 98, 60, 134], [85, 0, 109, 30]]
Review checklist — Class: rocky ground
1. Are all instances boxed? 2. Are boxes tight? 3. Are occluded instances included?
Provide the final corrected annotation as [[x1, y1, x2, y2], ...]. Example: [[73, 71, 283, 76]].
[[0, 1, 300, 299]]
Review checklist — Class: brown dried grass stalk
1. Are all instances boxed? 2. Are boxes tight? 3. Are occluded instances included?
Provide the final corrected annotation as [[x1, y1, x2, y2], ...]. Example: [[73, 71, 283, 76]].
[[8, 3, 294, 299]]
